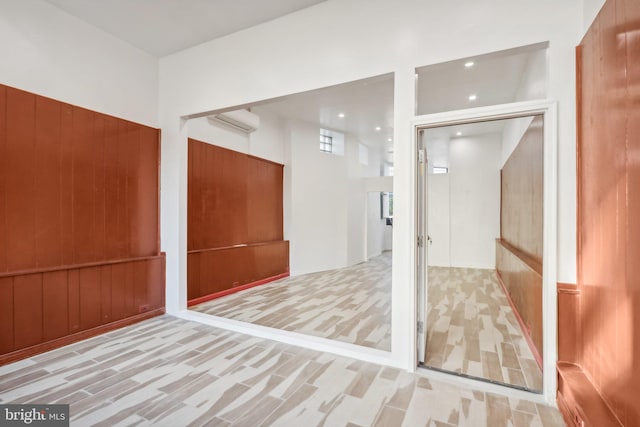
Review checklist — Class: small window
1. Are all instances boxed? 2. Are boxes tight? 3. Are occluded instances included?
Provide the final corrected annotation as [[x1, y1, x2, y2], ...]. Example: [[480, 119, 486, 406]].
[[320, 134, 333, 153], [433, 166, 448, 174], [319, 128, 344, 155]]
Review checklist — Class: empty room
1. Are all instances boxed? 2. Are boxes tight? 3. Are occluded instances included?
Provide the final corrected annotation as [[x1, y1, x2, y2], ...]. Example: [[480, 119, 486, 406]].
[[1, 0, 638, 426]]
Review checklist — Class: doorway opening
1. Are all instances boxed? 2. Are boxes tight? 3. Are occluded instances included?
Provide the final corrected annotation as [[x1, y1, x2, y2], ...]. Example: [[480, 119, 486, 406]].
[[414, 100, 557, 398]]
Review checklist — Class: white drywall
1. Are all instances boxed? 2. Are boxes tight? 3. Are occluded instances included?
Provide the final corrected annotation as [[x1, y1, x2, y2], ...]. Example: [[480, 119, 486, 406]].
[[501, 48, 546, 165], [0, 0, 158, 127], [186, 108, 286, 165], [582, 0, 606, 35], [427, 174, 451, 267], [285, 119, 348, 275], [449, 134, 502, 269], [158, 0, 584, 372]]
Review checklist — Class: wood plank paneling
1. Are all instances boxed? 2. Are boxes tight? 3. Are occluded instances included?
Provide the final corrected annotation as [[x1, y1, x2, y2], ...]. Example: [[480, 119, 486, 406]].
[[567, 0, 640, 424], [92, 113, 106, 262], [79, 267, 103, 330], [60, 103, 74, 266], [6, 88, 36, 271], [187, 139, 287, 301], [496, 241, 542, 359], [111, 263, 127, 322], [35, 97, 63, 268], [253, 241, 289, 281], [500, 115, 543, 264], [72, 107, 95, 264], [0, 277, 14, 353], [42, 271, 69, 341], [68, 269, 80, 333], [0, 83, 164, 363], [100, 265, 112, 324], [0, 86, 5, 272], [247, 157, 284, 243], [13, 274, 42, 350], [138, 127, 159, 256]]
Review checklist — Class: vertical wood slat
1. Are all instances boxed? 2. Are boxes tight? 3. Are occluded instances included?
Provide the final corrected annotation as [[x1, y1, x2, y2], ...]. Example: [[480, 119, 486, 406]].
[[72, 107, 95, 264], [138, 127, 159, 256], [92, 113, 106, 262], [6, 88, 36, 271], [60, 104, 74, 266], [42, 270, 69, 341], [35, 97, 63, 269], [247, 157, 284, 243], [0, 277, 14, 353], [127, 123, 141, 257], [0, 83, 164, 361], [111, 263, 126, 322], [68, 269, 80, 333], [571, 1, 640, 424], [0, 86, 6, 272], [101, 265, 112, 324], [13, 274, 43, 350], [79, 267, 102, 330]]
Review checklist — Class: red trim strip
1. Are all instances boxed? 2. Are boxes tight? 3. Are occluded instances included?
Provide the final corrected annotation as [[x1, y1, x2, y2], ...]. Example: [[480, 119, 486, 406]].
[[187, 272, 290, 307], [495, 271, 543, 370]]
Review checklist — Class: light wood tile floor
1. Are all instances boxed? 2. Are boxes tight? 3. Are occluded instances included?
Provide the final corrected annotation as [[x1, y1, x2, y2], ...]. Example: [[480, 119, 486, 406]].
[[191, 253, 392, 351], [0, 315, 565, 426], [425, 267, 543, 392]]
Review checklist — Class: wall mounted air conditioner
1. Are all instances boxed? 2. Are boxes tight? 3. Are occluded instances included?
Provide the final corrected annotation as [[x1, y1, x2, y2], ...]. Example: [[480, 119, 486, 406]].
[[207, 109, 260, 133]]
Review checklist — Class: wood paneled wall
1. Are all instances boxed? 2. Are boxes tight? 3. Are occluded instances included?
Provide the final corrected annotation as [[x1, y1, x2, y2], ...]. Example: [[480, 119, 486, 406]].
[[187, 139, 288, 301], [500, 115, 544, 263], [496, 116, 544, 361], [561, 0, 640, 425], [0, 84, 164, 364]]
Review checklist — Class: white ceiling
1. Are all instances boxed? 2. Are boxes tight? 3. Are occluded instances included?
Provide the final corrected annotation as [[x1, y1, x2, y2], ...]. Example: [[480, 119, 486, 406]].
[[43, 0, 327, 57], [254, 74, 396, 163], [416, 44, 545, 115]]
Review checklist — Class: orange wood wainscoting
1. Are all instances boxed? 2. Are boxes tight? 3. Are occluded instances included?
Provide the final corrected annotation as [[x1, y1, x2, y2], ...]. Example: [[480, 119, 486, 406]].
[[558, 0, 640, 425], [496, 115, 544, 366], [187, 139, 289, 304], [0, 84, 165, 365]]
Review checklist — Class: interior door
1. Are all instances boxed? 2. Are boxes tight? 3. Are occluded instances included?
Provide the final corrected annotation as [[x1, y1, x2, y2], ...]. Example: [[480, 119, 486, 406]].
[[416, 130, 428, 363]]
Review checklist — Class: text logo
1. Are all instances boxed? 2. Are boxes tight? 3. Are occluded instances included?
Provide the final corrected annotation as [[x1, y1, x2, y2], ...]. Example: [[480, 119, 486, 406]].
[[0, 405, 69, 426]]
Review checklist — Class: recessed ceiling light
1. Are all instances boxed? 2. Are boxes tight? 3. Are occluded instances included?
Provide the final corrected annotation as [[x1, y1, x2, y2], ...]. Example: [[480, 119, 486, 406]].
[[464, 61, 475, 68], [387, 138, 392, 142], [338, 113, 345, 118], [468, 94, 477, 101], [456, 131, 462, 136], [375, 126, 381, 131]]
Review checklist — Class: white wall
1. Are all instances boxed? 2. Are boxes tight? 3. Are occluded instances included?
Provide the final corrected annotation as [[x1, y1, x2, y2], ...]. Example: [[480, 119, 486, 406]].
[[0, 0, 158, 127], [582, 0, 606, 34], [187, 108, 286, 165], [501, 48, 546, 165], [285, 118, 383, 275], [286, 120, 348, 275], [449, 135, 502, 269], [427, 174, 451, 267], [501, 116, 535, 166], [158, 0, 583, 371]]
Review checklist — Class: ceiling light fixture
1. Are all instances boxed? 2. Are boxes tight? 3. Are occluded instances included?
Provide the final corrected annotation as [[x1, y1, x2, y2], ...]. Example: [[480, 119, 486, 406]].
[[387, 138, 392, 142], [375, 126, 381, 131], [338, 113, 345, 118], [464, 61, 475, 68], [468, 94, 477, 101], [456, 131, 462, 136]]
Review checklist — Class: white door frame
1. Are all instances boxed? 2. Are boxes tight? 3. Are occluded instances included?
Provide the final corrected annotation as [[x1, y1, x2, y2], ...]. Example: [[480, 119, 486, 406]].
[[412, 99, 558, 403]]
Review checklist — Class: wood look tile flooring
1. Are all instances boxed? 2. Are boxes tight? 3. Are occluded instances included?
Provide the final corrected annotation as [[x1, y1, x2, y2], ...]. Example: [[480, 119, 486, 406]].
[[425, 267, 543, 392], [191, 253, 392, 351], [0, 316, 565, 426]]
